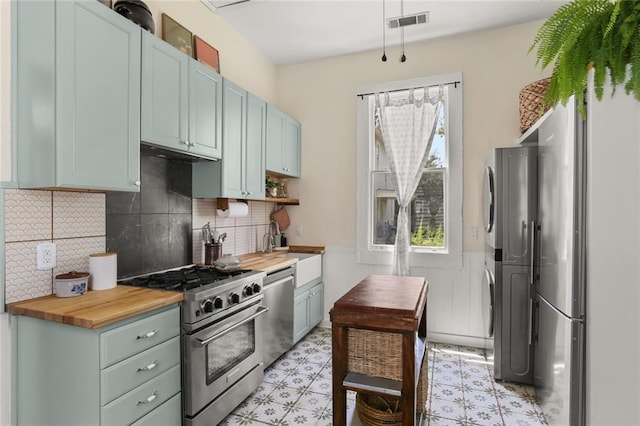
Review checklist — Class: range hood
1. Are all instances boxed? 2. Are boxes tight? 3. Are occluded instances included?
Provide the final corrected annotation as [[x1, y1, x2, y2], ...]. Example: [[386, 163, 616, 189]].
[[141, 143, 218, 163]]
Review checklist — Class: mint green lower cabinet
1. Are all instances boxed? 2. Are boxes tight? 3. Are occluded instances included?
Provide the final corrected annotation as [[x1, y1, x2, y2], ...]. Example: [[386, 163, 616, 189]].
[[293, 288, 310, 343], [130, 393, 182, 426], [308, 282, 324, 328], [293, 281, 324, 344], [12, 305, 181, 426]]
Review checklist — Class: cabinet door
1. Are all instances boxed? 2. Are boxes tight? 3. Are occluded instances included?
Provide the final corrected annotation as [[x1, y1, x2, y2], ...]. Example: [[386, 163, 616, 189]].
[[266, 106, 285, 174], [308, 283, 324, 328], [56, 1, 141, 191], [282, 117, 301, 177], [141, 31, 188, 151], [293, 290, 310, 344], [221, 79, 247, 198], [189, 60, 222, 159], [245, 94, 266, 200]]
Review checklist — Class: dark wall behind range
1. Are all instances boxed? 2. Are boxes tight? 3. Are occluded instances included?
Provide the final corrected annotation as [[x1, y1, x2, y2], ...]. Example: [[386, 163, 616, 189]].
[[106, 154, 193, 278]]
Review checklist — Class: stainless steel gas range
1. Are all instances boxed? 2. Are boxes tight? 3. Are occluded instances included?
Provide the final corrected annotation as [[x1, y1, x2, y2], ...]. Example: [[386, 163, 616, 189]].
[[120, 266, 268, 426]]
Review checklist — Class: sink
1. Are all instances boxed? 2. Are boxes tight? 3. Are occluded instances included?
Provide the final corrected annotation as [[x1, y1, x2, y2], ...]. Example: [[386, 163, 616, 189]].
[[279, 253, 322, 287]]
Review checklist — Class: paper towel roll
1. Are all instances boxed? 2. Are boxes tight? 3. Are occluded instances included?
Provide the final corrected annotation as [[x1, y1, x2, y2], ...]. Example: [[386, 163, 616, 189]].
[[89, 252, 117, 291], [217, 201, 249, 218]]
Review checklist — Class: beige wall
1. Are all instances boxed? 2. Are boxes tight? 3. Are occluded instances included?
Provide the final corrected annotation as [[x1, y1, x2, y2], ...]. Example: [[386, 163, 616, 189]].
[[276, 20, 550, 253], [146, 0, 278, 104]]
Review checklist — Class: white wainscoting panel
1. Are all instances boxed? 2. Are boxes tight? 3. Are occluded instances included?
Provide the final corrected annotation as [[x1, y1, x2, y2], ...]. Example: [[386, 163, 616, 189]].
[[320, 248, 490, 348]]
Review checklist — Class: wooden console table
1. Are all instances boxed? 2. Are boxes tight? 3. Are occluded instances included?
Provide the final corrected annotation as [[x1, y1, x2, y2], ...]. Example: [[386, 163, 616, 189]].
[[330, 275, 428, 426]]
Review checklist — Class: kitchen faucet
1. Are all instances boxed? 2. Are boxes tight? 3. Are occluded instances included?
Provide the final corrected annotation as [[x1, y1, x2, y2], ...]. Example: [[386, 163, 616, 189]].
[[262, 220, 281, 253]]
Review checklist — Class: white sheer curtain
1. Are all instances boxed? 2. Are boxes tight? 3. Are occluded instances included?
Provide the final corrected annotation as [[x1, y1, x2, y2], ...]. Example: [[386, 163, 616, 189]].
[[376, 87, 443, 276]]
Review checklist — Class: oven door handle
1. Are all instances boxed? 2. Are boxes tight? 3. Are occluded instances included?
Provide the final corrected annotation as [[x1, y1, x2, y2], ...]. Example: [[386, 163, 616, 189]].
[[192, 306, 269, 348]]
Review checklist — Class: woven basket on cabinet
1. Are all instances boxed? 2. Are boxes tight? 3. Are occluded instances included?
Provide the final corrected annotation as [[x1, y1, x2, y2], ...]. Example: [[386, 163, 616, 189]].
[[519, 77, 551, 133]]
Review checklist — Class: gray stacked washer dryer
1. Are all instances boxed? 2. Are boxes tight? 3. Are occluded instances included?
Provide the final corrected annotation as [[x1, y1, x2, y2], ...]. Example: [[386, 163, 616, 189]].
[[483, 145, 537, 384]]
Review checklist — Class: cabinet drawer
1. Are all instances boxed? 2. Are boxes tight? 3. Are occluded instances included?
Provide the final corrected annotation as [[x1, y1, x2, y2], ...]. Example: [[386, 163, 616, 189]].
[[100, 306, 180, 368], [101, 364, 181, 426], [130, 392, 181, 426], [101, 336, 180, 404]]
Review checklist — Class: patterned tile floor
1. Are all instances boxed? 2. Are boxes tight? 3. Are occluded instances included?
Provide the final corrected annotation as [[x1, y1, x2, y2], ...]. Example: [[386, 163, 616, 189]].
[[220, 327, 547, 426]]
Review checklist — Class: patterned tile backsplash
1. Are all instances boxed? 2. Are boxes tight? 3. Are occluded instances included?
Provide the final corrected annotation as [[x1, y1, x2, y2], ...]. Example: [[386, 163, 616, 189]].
[[4, 189, 106, 303], [191, 199, 277, 264], [4, 188, 281, 303]]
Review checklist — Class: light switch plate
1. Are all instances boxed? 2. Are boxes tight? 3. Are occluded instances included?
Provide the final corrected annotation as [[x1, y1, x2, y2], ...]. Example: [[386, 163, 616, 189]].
[[37, 243, 56, 270]]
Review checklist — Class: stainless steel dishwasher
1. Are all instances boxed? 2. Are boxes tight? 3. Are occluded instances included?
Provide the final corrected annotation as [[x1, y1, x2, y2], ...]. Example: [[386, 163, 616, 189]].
[[262, 265, 295, 367]]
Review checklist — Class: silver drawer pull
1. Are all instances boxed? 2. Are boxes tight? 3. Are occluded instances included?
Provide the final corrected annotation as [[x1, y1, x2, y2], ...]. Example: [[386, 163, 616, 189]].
[[137, 391, 158, 405], [137, 361, 158, 372], [136, 329, 158, 340]]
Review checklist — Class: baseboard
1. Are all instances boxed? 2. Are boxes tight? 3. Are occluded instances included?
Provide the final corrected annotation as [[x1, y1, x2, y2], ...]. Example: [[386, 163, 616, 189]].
[[427, 332, 493, 350], [316, 322, 493, 351]]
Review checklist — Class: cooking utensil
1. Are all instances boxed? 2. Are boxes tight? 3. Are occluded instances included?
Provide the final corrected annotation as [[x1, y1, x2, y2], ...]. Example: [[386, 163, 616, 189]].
[[213, 253, 241, 272], [212, 230, 220, 244], [202, 222, 214, 244], [219, 232, 227, 243]]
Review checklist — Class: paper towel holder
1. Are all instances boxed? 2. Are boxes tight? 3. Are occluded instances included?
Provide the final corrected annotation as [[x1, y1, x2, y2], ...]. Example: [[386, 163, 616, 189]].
[[216, 198, 248, 211]]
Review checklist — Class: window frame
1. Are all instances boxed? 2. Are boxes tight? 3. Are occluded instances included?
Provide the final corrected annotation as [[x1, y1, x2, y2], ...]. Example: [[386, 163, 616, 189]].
[[356, 73, 463, 269]]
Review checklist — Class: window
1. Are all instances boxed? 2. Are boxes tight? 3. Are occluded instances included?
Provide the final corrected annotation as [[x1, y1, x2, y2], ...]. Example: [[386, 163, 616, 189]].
[[356, 73, 463, 269]]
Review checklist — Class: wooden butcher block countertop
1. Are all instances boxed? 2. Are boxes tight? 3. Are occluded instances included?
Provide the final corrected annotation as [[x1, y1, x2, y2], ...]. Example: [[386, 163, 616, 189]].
[[239, 246, 325, 273], [6, 286, 183, 329]]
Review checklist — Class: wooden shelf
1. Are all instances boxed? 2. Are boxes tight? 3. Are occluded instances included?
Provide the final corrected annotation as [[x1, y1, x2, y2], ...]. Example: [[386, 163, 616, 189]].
[[215, 197, 299, 210], [265, 196, 299, 205]]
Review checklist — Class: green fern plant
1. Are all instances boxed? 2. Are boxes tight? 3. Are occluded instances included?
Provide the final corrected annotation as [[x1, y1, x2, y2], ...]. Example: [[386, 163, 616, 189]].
[[530, 0, 640, 114]]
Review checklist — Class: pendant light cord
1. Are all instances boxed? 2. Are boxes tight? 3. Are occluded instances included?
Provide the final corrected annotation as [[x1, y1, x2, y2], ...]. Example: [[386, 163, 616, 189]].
[[381, 0, 387, 61], [400, 0, 406, 62]]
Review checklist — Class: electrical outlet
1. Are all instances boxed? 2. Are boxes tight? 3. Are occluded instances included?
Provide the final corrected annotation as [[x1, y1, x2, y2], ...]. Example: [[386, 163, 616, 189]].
[[37, 243, 56, 270], [471, 227, 478, 240]]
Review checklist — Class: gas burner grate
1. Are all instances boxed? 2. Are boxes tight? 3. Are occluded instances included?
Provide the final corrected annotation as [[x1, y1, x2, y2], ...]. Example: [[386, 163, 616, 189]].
[[119, 266, 254, 292]]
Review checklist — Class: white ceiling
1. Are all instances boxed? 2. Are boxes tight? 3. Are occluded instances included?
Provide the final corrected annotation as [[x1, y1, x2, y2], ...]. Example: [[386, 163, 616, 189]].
[[206, 0, 566, 65]]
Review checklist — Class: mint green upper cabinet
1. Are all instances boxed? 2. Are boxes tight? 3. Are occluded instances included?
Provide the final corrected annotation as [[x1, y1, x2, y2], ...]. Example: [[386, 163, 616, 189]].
[[141, 31, 188, 152], [141, 32, 221, 159], [189, 60, 223, 159], [266, 105, 301, 178], [282, 117, 301, 177], [193, 79, 265, 200], [221, 79, 246, 198], [15, 0, 141, 191], [246, 93, 267, 199]]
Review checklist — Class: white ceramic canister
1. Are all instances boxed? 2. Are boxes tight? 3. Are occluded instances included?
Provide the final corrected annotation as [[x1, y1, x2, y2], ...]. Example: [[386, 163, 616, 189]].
[[54, 271, 89, 297], [89, 252, 117, 290]]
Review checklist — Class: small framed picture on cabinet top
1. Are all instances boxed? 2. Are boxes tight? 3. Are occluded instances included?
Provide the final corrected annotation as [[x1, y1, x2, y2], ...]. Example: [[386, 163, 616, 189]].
[[194, 35, 220, 73], [162, 13, 193, 57]]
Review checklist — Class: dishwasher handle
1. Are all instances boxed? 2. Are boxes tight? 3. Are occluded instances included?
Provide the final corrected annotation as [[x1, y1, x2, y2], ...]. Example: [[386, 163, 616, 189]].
[[264, 266, 295, 286], [264, 275, 294, 289]]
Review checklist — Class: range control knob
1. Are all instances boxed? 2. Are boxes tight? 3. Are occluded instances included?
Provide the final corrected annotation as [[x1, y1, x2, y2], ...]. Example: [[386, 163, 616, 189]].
[[252, 283, 262, 294], [200, 299, 214, 313], [212, 296, 223, 309], [243, 286, 254, 297], [228, 292, 240, 305]]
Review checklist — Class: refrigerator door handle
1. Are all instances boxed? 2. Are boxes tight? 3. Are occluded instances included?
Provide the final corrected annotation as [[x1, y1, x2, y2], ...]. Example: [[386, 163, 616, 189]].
[[530, 220, 537, 285], [528, 297, 533, 346]]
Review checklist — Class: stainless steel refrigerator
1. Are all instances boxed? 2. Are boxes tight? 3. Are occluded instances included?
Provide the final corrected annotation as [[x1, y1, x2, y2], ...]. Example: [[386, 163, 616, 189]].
[[483, 145, 537, 384], [532, 96, 586, 425]]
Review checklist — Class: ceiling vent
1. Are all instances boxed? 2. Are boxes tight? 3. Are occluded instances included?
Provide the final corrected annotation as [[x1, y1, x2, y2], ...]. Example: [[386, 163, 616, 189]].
[[387, 11, 429, 29], [201, 0, 251, 12]]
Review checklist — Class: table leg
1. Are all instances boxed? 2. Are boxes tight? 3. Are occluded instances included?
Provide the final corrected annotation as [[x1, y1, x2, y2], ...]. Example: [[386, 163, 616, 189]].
[[332, 323, 347, 426], [401, 331, 416, 425]]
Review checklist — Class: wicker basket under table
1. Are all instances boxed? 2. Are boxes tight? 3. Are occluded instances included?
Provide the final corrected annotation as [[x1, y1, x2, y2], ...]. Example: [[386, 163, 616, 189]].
[[348, 328, 428, 425]]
